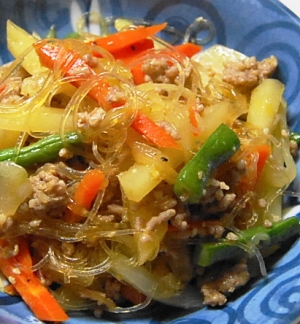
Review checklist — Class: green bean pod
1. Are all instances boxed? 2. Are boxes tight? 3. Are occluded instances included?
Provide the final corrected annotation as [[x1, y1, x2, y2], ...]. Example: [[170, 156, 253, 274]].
[[0, 132, 82, 167], [174, 123, 240, 204], [196, 216, 300, 267], [290, 131, 300, 145]]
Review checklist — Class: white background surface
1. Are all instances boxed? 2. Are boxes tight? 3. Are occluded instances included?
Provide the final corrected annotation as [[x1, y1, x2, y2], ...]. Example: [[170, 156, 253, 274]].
[[279, 0, 300, 16]]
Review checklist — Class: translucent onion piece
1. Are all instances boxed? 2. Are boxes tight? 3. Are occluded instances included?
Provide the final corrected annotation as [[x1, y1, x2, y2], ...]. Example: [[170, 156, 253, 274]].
[[109, 252, 182, 300], [51, 287, 96, 311], [0, 161, 32, 215], [75, 287, 116, 310]]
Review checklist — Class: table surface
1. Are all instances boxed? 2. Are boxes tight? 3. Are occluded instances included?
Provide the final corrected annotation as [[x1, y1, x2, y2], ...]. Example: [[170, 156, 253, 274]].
[[279, 0, 300, 17]]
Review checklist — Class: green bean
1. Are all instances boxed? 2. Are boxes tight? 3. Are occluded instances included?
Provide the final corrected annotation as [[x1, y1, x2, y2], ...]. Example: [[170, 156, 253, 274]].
[[196, 216, 300, 267], [174, 123, 240, 204], [290, 131, 300, 145], [0, 132, 82, 167]]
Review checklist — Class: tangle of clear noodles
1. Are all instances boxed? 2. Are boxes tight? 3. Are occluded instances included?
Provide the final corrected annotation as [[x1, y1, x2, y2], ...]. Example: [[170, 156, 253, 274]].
[[31, 249, 50, 271], [48, 244, 112, 277], [221, 191, 259, 227], [108, 295, 152, 314], [56, 162, 87, 181], [58, 72, 138, 167], [52, 291, 96, 311], [75, 188, 107, 236], [93, 109, 137, 165], [0, 69, 53, 114], [17, 217, 140, 243], [226, 227, 268, 277], [17, 220, 82, 242]]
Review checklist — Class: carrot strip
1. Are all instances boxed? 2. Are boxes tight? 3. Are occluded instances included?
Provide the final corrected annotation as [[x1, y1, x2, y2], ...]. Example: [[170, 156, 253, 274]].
[[189, 106, 201, 136], [174, 43, 202, 58], [35, 41, 182, 149], [88, 79, 126, 109], [92, 38, 154, 65], [113, 38, 154, 65], [131, 112, 181, 149], [14, 236, 33, 272], [131, 63, 145, 85], [256, 144, 271, 178], [66, 169, 108, 223], [0, 84, 6, 94], [0, 237, 69, 322], [87, 23, 167, 53], [34, 42, 125, 109], [230, 144, 271, 196], [74, 169, 108, 209]]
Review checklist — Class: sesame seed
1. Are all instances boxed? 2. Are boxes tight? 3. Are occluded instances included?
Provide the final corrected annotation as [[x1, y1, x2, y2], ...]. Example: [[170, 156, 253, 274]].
[[8, 276, 16, 284], [12, 268, 21, 275], [258, 198, 267, 208], [281, 129, 288, 137]]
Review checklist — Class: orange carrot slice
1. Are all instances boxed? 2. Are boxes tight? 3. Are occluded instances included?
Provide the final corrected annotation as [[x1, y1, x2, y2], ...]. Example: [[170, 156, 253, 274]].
[[0, 237, 69, 322]]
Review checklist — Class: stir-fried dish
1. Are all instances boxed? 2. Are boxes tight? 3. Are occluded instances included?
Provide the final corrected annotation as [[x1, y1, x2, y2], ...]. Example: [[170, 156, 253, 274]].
[[0, 17, 299, 322]]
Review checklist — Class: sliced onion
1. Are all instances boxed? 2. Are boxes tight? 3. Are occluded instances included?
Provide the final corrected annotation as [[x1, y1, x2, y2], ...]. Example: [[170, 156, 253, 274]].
[[108, 252, 182, 301], [0, 161, 32, 216]]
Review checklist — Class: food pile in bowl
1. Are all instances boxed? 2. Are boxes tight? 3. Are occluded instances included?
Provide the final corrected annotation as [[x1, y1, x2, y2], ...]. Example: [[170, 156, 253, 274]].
[[0, 12, 299, 323]]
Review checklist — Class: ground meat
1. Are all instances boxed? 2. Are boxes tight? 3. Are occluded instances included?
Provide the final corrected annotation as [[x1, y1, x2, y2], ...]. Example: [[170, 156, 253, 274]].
[[156, 120, 181, 140], [83, 53, 99, 68], [58, 147, 73, 159], [77, 107, 106, 130], [104, 278, 122, 301], [199, 178, 236, 214], [107, 204, 125, 217], [0, 76, 24, 104], [290, 139, 298, 158], [105, 86, 126, 107], [170, 213, 188, 231], [201, 259, 250, 306], [142, 57, 191, 85], [222, 55, 278, 89], [28, 164, 68, 215], [142, 57, 178, 84], [145, 209, 176, 231], [0, 63, 29, 104], [1, 242, 19, 259]]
